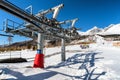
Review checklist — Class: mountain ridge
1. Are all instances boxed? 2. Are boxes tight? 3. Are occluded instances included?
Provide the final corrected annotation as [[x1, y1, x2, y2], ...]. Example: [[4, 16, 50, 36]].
[[78, 23, 120, 35]]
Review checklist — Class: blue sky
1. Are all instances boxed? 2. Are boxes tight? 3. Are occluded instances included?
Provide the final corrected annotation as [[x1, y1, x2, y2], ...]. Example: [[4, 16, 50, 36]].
[[0, 0, 120, 44]]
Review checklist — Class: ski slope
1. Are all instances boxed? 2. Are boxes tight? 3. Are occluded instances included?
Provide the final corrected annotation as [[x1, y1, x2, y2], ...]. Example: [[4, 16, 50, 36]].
[[0, 44, 120, 80]]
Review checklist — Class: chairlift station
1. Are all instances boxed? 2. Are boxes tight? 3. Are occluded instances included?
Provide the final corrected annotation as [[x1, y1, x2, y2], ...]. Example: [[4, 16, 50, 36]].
[[0, 0, 80, 68]]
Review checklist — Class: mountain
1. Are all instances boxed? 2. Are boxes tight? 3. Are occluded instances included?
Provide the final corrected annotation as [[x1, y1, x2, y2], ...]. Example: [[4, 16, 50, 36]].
[[78, 26, 103, 35], [103, 23, 120, 35], [0, 39, 62, 50], [77, 31, 85, 35], [7, 40, 37, 47], [0, 40, 37, 48], [104, 24, 115, 31], [86, 26, 103, 34], [78, 23, 120, 36]]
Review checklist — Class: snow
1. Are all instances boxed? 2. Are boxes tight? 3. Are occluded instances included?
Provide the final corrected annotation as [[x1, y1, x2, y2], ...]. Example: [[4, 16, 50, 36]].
[[102, 23, 120, 35], [86, 26, 102, 34], [78, 26, 103, 35], [96, 23, 120, 35], [104, 24, 115, 31], [78, 23, 120, 36], [0, 43, 120, 80], [77, 31, 86, 35]]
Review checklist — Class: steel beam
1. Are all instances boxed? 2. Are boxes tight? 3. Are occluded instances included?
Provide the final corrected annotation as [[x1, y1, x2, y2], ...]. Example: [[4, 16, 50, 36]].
[[61, 33, 66, 61], [0, 0, 44, 32]]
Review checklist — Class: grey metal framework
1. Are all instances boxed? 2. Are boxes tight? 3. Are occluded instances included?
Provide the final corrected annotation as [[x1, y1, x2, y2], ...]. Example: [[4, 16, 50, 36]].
[[0, 0, 80, 62], [0, 0, 79, 39], [0, 33, 13, 37]]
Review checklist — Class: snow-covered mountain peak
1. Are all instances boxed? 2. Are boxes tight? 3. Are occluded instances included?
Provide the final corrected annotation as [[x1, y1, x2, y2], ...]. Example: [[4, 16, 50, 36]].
[[86, 26, 102, 35], [104, 23, 120, 34], [78, 23, 120, 35], [104, 24, 115, 31], [92, 26, 98, 29], [78, 26, 103, 35]]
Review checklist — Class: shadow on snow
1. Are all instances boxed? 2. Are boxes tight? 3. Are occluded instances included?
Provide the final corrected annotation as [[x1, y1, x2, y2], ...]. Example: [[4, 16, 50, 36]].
[[0, 68, 57, 80], [46, 51, 106, 80], [0, 51, 106, 80]]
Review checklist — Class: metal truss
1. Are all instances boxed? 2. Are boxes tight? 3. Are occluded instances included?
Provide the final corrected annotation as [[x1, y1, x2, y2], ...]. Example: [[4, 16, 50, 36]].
[[0, 0, 80, 40]]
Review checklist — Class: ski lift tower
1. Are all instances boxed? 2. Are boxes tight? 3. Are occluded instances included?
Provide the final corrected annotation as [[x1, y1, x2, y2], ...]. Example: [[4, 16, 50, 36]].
[[0, 0, 80, 68]]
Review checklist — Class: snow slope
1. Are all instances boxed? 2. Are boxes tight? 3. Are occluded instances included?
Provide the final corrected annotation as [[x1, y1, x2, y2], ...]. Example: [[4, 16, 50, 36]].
[[78, 26, 103, 35], [86, 26, 102, 35], [78, 23, 120, 36], [0, 44, 120, 80], [103, 23, 120, 35]]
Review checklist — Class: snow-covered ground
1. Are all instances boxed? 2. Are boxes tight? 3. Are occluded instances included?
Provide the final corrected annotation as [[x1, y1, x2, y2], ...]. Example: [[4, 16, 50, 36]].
[[0, 44, 120, 80]]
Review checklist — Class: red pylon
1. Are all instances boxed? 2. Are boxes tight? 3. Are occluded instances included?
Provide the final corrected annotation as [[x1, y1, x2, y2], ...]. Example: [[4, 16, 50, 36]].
[[33, 50, 44, 68]]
